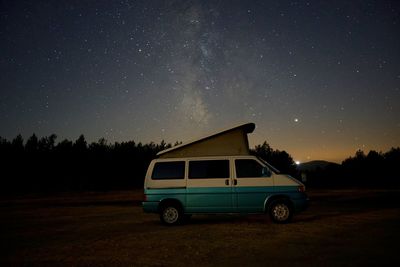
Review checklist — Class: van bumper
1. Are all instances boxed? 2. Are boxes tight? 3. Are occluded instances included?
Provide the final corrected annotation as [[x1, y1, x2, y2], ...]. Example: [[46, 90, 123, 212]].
[[142, 201, 159, 213]]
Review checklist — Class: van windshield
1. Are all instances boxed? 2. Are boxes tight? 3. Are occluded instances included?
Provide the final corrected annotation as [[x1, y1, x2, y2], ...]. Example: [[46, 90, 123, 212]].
[[257, 157, 280, 174]]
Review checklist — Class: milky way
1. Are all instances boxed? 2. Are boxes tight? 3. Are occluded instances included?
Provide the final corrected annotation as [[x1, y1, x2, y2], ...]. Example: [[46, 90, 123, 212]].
[[1, 0, 399, 162]]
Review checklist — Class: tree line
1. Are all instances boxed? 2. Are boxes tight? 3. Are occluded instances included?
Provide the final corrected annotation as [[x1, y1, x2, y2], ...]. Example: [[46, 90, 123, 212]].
[[0, 134, 297, 195], [0, 134, 399, 195], [0, 134, 175, 195], [252, 141, 400, 187], [300, 148, 400, 187]]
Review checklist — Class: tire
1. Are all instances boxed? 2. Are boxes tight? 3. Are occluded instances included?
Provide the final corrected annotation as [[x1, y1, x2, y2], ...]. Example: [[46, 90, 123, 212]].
[[159, 203, 183, 225], [269, 199, 293, 224]]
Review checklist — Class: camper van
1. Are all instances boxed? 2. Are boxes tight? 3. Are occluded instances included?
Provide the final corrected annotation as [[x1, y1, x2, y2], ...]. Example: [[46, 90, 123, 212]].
[[142, 123, 308, 225]]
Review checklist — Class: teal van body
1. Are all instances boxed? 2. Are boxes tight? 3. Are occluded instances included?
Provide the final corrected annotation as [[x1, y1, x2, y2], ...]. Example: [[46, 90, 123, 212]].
[[142, 155, 309, 224], [143, 186, 308, 214]]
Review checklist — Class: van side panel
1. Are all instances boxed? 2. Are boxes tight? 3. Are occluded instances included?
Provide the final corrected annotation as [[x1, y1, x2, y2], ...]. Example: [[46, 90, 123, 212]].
[[186, 187, 234, 213], [143, 188, 187, 213], [235, 186, 274, 213]]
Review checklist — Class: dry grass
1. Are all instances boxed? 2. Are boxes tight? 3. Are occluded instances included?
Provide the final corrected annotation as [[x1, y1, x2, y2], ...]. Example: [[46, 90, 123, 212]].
[[1, 189, 399, 266]]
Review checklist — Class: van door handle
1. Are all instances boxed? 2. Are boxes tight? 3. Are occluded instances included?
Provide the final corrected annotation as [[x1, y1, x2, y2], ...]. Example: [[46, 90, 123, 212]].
[[233, 179, 237, 185], [225, 179, 229, 185]]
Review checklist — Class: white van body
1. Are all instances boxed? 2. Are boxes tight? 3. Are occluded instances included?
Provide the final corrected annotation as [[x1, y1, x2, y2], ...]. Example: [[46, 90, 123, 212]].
[[143, 155, 308, 224]]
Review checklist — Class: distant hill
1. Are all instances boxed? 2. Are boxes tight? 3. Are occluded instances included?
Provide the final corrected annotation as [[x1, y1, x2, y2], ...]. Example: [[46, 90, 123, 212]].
[[297, 160, 340, 172]]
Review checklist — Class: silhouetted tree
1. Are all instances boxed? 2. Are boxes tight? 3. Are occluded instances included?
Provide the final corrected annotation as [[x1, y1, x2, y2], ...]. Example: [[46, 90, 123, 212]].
[[340, 148, 400, 187], [11, 134, 24, 152], [253, 141, 273, 159], [25, 134, 38, 153], [74, 134, 87, 151], [384, 148, 400, 185], [251, 141, 297, 176]]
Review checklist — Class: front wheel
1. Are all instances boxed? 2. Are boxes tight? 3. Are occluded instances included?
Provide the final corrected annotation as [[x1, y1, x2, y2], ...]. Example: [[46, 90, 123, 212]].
[[269, 200, 293, 224], [160, 204, 182, 225]]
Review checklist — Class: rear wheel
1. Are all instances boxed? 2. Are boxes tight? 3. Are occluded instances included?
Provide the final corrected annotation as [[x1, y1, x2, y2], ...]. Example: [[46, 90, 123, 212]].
[[269, 200, 293, 224], [160, 204, 182, 225]]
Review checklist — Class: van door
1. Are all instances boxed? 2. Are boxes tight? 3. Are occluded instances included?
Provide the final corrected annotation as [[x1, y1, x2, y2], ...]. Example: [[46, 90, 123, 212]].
[[233, 158, 274, 213], [186, 159, 234, 213]]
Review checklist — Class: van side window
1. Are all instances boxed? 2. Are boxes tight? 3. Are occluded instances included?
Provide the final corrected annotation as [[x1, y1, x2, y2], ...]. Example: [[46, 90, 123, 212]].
[[235, 159, 266, 178], [152, 161, 185, 180], [189, 160, 229, 179]]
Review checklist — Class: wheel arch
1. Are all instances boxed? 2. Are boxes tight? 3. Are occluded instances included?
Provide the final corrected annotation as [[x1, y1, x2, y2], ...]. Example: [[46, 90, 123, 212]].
[[158, 198, 184, 213], [264, 194, 294, 213]]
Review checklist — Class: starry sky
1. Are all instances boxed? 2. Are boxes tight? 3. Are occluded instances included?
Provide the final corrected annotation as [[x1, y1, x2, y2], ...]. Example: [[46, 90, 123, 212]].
[[1, 0, 399, 163]]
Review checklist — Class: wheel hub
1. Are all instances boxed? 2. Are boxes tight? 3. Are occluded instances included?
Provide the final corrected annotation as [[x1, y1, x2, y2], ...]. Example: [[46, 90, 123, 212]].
[[273, 203, 290, 221], [163, 207, 178, 223]]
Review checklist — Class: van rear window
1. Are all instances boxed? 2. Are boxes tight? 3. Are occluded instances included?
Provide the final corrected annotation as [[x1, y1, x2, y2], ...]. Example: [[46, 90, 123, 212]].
[[189, 160, 229, 179], [152, 161, 185, 180]]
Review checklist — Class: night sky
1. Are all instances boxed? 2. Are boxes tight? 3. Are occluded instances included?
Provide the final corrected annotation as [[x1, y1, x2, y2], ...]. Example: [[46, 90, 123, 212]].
[[1, 0, 399, 163]]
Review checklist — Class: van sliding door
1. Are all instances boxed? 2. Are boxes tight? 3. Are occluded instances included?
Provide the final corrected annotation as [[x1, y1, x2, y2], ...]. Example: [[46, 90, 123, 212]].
[[186, 159, 233, 213]]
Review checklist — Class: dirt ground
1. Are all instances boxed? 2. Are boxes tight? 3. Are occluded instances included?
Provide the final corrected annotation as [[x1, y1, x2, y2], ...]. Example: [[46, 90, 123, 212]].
[[1, 189, 399, 267]]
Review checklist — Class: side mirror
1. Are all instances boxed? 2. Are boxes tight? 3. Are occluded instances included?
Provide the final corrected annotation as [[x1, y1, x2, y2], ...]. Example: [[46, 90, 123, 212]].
[[262, 167, 272, 177]]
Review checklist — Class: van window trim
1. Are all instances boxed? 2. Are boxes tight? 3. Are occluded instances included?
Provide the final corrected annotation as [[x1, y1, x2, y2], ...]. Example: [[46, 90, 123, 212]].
[[234, 158, 272, 178], [151, 160, 186, 180], [188, 159, 230, 179]]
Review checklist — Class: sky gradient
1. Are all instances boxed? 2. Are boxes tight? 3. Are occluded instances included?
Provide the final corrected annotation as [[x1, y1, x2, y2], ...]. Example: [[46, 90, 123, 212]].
[[1, 0, 399, 163]]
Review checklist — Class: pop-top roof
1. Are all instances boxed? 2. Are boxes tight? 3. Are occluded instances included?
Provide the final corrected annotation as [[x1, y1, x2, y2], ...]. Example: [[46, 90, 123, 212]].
[[157, 122, 255, 158]]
